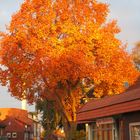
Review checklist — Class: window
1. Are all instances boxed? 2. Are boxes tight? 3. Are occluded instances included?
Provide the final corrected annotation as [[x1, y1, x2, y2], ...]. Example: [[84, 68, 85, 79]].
[[7, 132, 11, 138], [91, 118, 115, 140], [12, 132, 17, 138], [129, 122, 140, 140], [92, 123, 115, 140]]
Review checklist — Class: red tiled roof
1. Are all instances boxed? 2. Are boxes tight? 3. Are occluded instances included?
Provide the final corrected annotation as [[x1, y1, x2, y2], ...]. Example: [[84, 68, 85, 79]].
[[0, 108, 28, 120], [0, 117, 25, 132], [15, 115, 33, 126], [0, 108, 33, 125], [77, 78, 140, 122], [0, 108, 34, 132]]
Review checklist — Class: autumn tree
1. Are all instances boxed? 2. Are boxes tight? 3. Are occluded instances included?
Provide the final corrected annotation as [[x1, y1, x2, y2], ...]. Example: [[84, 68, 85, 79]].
[[0, 0, 139, 139], [132, 42, 140, 70]]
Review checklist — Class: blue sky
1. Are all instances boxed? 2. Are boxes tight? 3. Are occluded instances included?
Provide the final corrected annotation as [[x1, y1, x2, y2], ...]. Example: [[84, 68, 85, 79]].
[[0, 0, 140, 111]]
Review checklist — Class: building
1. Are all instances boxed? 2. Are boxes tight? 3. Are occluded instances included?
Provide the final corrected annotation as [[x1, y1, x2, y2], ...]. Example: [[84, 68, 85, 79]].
[[0, 108, 40, 140], [28, 112, 41, 140], [0, 95, 41, 140], [77, 78, 140, 140]]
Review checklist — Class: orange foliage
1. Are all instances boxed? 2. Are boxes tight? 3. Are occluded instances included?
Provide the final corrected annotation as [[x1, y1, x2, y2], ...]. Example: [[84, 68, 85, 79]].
[[0, 0, 139, 122]]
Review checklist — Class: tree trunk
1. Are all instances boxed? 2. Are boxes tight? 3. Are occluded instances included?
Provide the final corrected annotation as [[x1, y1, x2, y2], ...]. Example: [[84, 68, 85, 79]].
[[55, 87, 78, 140], [63, 118, 77, 140]]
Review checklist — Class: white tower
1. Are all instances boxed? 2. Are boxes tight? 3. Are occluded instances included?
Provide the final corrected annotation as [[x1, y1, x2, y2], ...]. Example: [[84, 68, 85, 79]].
[[21, 99, 27, 110], [21, 89, 27, 110]]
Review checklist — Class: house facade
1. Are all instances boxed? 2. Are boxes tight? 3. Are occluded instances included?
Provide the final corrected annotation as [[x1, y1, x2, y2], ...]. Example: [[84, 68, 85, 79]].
[[0, 108, 41, 140], [77, 78, 140, 140]]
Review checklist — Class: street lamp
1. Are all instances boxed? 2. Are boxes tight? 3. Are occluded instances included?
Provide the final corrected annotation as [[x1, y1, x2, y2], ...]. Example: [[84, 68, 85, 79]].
[[25, 125, 28, 140]]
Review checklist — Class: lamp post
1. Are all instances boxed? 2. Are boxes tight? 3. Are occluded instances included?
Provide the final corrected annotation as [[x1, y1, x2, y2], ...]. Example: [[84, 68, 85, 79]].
[[25, 125, 28, 140]]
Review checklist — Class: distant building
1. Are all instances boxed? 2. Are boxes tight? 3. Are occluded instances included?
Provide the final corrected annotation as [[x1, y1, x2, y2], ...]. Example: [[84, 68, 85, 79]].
[[77, 78, 140, 140], [0, 108, 41, 140], [28, 112, 41, 140]]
